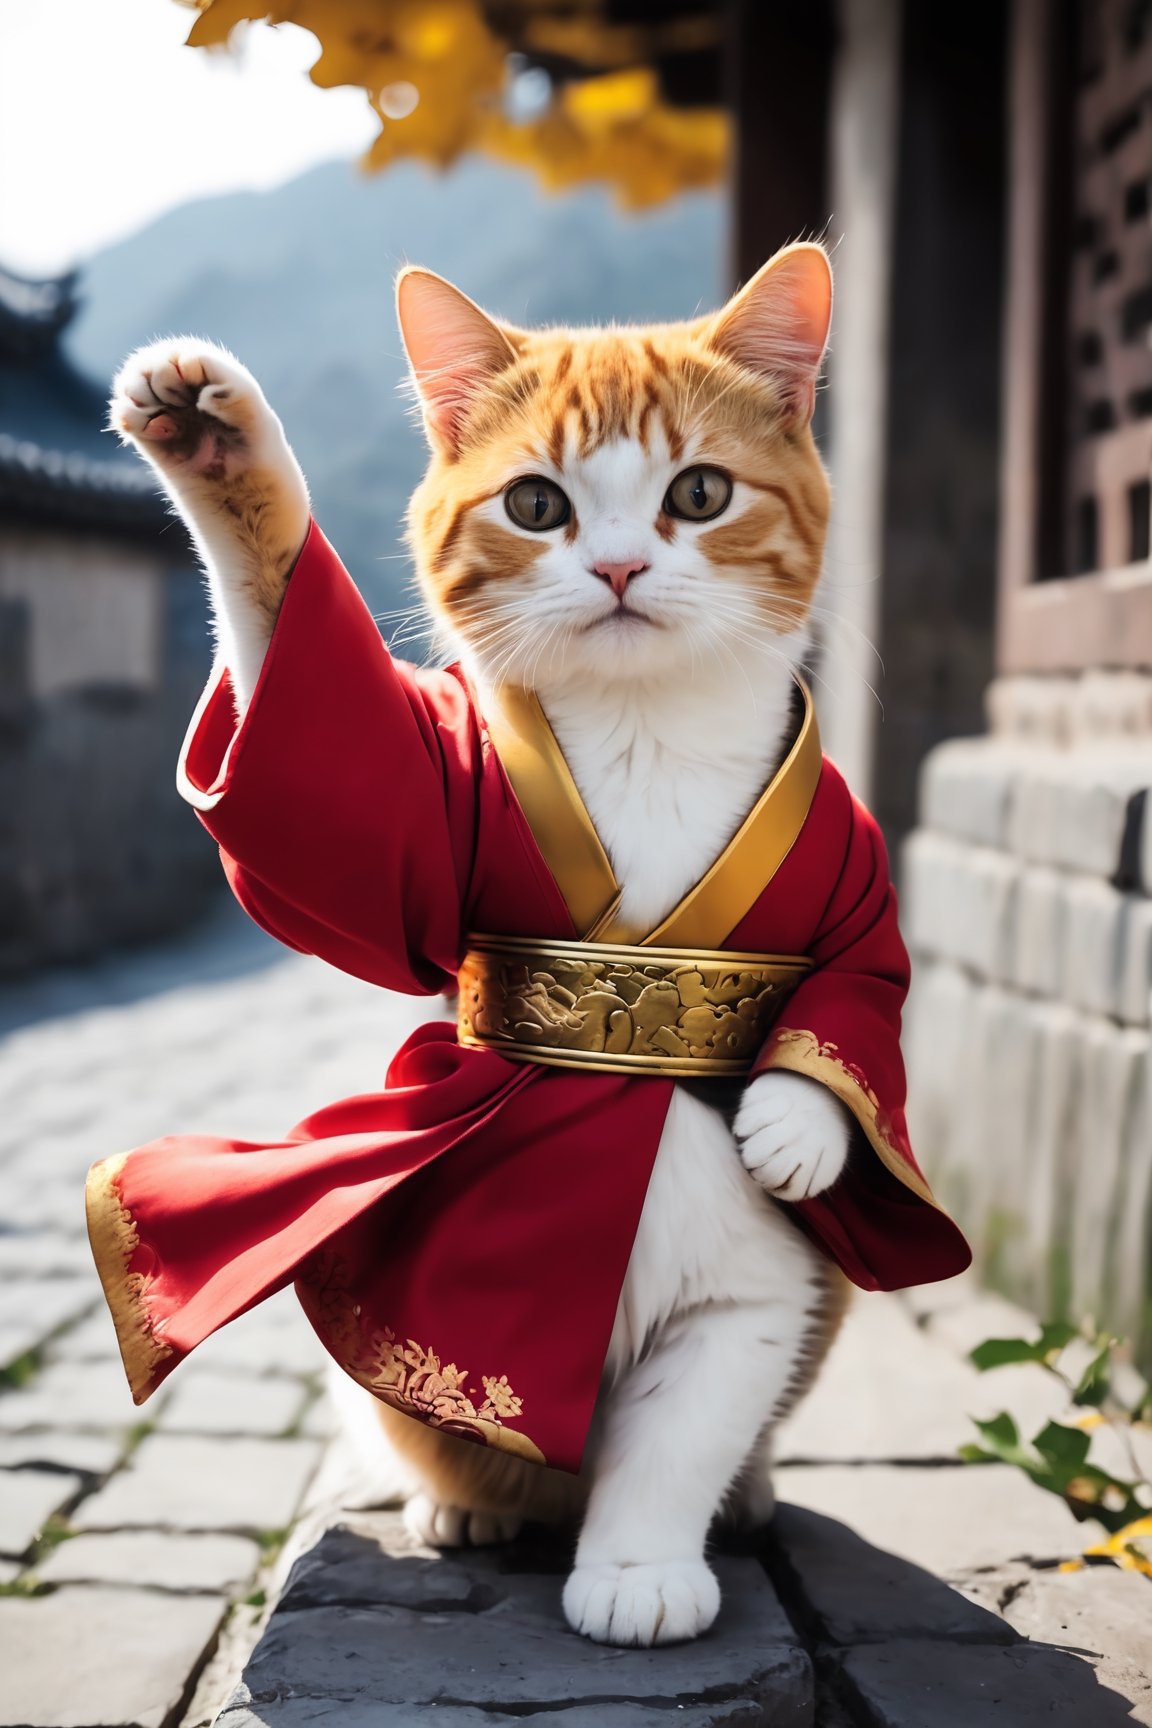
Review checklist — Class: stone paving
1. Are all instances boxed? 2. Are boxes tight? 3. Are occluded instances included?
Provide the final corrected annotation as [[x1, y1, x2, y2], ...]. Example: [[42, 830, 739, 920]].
[[2, 903, 1150, 1725], [0, 899, 427, 1728]]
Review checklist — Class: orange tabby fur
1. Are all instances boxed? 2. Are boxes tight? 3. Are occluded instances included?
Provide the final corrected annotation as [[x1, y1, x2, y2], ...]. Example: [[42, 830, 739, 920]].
[[406, 311, 830, 650]]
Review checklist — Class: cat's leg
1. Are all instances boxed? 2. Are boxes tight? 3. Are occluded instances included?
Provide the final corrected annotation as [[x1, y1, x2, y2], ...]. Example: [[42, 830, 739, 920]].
[[109, 339, 310, 710], [563, 1294, 814, 1646]]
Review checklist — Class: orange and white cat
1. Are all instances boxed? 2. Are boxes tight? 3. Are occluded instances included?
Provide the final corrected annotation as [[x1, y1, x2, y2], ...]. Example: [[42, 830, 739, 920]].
[[110, 243, 851, 1648]]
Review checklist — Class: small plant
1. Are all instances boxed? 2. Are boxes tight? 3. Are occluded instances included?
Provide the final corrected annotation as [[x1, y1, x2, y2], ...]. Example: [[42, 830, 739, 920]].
[[0, 1348, 43, 1391], [960, 1320, 1152, 1576]]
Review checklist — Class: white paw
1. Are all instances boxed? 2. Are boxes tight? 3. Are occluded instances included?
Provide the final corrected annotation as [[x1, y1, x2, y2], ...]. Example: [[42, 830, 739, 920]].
[[734, 1071, 851, 1200], [403, 1492, 522, 1549], [109, 338, 278, 477], [562, 1559, 720, 1646]]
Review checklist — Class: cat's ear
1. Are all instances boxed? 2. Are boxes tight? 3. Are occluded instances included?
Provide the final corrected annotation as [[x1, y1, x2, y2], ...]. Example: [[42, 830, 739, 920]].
[[396, 268, 520, 454], [706, 243, 832, 425]]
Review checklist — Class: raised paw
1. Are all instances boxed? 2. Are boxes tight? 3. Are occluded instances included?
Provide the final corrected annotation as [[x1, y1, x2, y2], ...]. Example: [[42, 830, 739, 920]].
[[734, 1070, 851, 1201], [109, 339, 276, 478], [563, 1559, 720, 1646], [404, 1491, 522, 1549]]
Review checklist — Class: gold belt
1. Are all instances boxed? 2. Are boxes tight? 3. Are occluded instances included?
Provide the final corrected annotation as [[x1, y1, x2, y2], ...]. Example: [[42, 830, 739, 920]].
[[457, 935, 812, 1077]]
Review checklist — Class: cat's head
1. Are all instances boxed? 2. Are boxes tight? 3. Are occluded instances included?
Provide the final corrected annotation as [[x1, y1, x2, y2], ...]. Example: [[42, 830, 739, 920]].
[[398, 245, 832, 692]]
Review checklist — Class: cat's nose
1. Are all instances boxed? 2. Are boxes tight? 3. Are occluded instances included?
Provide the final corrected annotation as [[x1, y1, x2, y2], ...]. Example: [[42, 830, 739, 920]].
[[592, 559, 649, 598]]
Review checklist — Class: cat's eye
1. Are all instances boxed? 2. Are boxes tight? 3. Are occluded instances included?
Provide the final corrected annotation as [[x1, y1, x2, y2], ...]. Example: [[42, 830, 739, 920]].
[[504, 477, 571, 532], [664, 467, 732, 522]]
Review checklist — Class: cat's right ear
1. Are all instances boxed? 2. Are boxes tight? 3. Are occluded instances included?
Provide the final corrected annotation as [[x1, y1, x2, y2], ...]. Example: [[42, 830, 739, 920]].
[[706, 244, 833, 426], [396, 268, 519, 455]]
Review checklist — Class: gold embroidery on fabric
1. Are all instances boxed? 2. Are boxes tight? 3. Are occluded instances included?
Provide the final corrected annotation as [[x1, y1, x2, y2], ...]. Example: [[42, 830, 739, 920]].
[[458, 936, 811, 1076], [297, 1256, 546, 1463], [763, 1028, 938, 1207], [84, 1153, 173, 1403]]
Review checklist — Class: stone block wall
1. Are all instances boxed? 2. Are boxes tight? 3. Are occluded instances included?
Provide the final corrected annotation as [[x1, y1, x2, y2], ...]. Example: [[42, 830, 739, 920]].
[[901, 672, 1152, 1364]]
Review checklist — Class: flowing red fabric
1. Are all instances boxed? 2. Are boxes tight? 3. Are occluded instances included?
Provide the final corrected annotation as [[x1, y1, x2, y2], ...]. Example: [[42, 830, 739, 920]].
[[89, 522, 970, 1473]]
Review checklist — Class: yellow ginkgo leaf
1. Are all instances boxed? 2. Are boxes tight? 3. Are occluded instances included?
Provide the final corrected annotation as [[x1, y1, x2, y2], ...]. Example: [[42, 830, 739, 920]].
[[168, 0, 727, 206]]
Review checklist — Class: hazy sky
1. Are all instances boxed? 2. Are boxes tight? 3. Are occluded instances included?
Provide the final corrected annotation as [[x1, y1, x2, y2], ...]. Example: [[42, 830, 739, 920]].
[[1, 0, 378, 278]]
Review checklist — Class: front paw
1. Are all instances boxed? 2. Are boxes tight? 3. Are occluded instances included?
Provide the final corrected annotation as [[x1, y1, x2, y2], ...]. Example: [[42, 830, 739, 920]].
[[563, 1560, 720, 1646], [734, 1071, 850, 1200], [109, 339, 279, 478]]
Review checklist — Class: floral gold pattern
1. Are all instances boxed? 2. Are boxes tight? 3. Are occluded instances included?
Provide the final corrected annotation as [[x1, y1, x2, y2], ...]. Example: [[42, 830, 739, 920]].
[[458, 935, 811, 1075], [85, 1153, 173, 1404], [296, 1254, 546, 1462], [763, 1028, 937, 1206]]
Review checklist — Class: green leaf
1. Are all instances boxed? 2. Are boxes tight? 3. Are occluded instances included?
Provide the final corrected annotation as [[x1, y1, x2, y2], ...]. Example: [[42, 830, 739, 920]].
[[969, 1325, 1079, 1373], [969, 1338, 1045, 1372], [958, 1443, 999, 1464], [969, 1411, 1028, 1466], [1036, 1321, 1079, 1358], [1032, 1421, 1091, 1470], [1072, 1343, 1112, 1408]]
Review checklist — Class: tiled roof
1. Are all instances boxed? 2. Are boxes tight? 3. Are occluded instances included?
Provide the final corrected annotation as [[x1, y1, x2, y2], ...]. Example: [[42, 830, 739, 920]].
[[0, 262, 166, 530]]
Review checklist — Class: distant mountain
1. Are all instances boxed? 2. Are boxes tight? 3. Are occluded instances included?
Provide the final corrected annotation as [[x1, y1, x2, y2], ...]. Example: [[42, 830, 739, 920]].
[[68, 157, 723, 621]]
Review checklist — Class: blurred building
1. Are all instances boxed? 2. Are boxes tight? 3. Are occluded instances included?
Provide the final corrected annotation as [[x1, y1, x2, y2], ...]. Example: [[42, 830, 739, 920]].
[[0, 264, 219, 973], [805, 0, 1151, 1361]]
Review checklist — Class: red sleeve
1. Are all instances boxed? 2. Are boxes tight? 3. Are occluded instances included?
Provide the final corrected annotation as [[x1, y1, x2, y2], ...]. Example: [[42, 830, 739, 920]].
[[176, 520, 478, 994], [755, 775, 971, 1288]]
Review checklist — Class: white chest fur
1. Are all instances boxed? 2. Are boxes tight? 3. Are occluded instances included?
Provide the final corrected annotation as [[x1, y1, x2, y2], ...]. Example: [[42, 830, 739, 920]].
[[541, 656, 797, 935]]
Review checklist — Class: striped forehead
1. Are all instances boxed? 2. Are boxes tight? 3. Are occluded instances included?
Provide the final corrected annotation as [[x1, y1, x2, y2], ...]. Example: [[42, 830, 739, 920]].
[[539, 339, 686, 467]]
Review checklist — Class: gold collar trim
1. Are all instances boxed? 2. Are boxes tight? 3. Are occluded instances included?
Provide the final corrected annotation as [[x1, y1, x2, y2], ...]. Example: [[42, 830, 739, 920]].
[[484, 681, 822, 950]]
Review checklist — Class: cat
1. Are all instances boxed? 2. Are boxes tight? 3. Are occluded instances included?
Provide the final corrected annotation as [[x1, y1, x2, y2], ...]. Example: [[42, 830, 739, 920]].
[[109, 241, 852, 1648]]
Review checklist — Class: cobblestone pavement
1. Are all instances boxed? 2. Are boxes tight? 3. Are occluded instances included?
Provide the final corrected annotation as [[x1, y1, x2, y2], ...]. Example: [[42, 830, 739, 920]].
[[2, 906, 1150, 1725], [0, 900, 428, 1728]]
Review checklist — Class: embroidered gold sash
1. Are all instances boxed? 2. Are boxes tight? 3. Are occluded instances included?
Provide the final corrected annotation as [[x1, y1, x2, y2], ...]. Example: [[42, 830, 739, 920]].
[[458, 684, 822, 1077]]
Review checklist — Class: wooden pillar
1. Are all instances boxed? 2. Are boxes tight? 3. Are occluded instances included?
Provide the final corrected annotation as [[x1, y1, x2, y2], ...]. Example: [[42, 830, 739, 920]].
[[727, 0, 834, 287], [871, 1, 1008, 843], [817, 0, 904, 804]]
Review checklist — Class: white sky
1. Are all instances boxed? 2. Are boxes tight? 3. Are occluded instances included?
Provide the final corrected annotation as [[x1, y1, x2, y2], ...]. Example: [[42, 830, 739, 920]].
[[0, 0, 378, 277]]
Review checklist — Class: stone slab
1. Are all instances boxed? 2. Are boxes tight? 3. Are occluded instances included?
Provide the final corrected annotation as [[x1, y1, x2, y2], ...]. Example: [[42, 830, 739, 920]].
[[777, 1294, 1062, 1464], [834, 1637, 1143, 1727], [775, 1465, 1098, 1577], [0, 1428, 122, 1475], [768, 1504, 1014, 1646], [778, 1296, 975, 1462], [186, 1291, 325, 1378], [0, 1358, 155, 1432], [37, 1529, 261, 1592], [45, 1304, 121, 1362], [0, 1280, 95, 1369], [0, 1584, 227, 1728], [0, 1466, 80, 1559], [0, 1234, 89, 1279], [219, 1700, 776, 1727], [157, 1370, 305, 1437], [1003, 1566, 1152, 1719], [216, 1513, 812, 1722], [221, 1702, 777, 1726], [75, 1433, 321, 1533]]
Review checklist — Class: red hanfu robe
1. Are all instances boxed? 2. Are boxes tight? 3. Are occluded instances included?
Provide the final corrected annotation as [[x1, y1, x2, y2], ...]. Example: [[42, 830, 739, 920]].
[[87, 522, 970, 1474]]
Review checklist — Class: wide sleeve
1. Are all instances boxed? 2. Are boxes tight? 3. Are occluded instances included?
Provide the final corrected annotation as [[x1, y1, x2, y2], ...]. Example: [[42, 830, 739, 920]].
[[754, 787, 972, 1287], [177, 520, 478, 994]]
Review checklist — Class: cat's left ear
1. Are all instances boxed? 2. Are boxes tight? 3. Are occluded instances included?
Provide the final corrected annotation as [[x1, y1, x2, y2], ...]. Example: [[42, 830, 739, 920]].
[[706, 243, 832, 425], [396, 267, 521, 454]]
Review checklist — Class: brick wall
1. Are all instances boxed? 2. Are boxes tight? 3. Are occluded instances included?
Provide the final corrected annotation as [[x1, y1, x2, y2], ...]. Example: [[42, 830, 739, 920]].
[[901, 672, 1152, 1364]]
